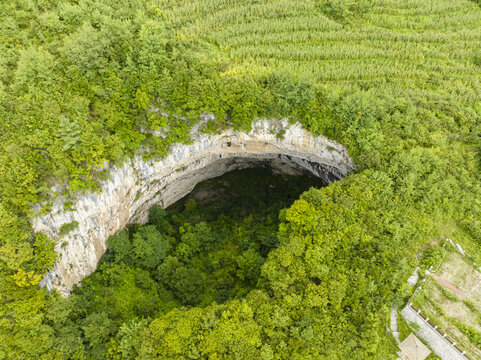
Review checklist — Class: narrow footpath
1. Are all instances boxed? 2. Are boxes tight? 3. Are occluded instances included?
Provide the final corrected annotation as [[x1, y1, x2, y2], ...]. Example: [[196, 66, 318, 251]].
[[390, 307, 400, 344]]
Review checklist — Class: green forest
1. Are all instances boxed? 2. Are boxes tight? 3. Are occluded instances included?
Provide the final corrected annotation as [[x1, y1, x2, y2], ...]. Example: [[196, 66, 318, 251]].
[[0, 0, 480, 359], [57, 169, 321, 358]]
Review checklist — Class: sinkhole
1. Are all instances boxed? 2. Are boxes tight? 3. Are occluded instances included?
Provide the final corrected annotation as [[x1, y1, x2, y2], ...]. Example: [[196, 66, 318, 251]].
[[34, 120, 354, 295], [71, 167, 324, 316]]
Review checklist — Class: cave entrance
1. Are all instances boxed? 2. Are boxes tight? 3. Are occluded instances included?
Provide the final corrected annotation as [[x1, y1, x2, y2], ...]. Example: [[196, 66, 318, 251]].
[[158, 167, 323, 305], [167, 166, 324, 222], [130, 153, 345, 224]]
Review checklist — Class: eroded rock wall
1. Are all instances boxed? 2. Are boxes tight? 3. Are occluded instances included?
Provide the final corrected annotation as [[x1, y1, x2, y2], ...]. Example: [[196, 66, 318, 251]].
[[33, 119, 354, 295]]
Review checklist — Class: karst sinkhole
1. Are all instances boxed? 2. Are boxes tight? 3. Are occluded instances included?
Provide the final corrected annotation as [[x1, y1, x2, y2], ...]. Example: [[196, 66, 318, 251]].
[[33, 120, 354, 295], [71, 166, 326, 311]]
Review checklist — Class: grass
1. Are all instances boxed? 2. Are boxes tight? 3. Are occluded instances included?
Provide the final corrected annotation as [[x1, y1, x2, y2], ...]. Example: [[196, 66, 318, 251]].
[[437, 250, 481, 310], [58, 220, 79, 237], [398, 309, 413, 339], [426, 352, 442, 360]]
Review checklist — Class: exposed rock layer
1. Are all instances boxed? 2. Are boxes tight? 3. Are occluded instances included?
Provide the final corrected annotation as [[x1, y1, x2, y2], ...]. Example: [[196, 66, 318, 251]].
[[33, 119, 354, 295]]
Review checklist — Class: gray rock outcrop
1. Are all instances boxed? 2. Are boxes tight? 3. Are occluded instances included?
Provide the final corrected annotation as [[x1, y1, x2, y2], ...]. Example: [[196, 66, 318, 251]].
[[32, 119, 354, 295]]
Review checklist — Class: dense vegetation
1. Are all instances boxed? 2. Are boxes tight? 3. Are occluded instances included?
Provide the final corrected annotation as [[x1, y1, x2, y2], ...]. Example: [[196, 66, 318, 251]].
[[0, 0, 480, 358], [52, 169, 320, 358]]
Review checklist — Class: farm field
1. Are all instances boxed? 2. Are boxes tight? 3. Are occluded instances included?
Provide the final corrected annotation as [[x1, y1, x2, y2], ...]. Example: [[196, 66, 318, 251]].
[[160, 0, 481, 95]]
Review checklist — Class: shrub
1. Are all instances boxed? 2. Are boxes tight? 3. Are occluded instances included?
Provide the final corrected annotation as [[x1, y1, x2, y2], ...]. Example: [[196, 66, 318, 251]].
[[59, 221, 79, 237]]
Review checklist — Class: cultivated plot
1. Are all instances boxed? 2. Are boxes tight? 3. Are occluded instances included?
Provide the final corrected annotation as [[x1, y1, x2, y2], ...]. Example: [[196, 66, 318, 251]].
[[413, 248, 481, 359]]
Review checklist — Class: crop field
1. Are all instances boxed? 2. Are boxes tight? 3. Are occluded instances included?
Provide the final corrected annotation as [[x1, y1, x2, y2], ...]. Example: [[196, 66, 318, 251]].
[[158, 0, 481, 100], [413, 248, 481, 359]]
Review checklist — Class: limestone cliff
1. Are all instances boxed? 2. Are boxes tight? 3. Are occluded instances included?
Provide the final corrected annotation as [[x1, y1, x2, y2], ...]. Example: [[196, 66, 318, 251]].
[[32, 119, 354, 295]]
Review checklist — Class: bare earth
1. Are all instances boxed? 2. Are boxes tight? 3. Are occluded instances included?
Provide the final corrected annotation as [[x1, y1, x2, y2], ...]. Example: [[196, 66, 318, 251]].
[[430, 273, 466, 298]]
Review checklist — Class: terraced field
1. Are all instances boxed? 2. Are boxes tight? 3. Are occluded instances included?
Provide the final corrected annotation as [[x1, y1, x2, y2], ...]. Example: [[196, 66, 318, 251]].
[[157, 0, 481, 102]]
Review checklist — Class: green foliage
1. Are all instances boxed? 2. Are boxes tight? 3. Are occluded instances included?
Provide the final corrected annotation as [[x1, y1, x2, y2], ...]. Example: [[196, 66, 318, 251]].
[[148, 205, 167, 225], [155, 255, 183, 286], [81, 312, 117, 359], [131, 225, 171, 269], [397, 313, 412, 340], [13, 46, 55, 93], [62, 22, 112, 79], [57, 116, 82, 153], [37, 170, 322, 357], [432, 279, 459, 302], [420, 246, 447, 270], [236, 248, 264, 283], [266, 73, 315, 116], [171, 266, 205, 305], [450, 319, 481, 348], [320, 0, 372, 24], [410, 322, 421, 331], [58, 220, 79, 236], [31, 233, 56, 274], [474, 52, 481, 67], [107, 231, 132, 264], [176, 222, 214, 261], [1, 0, 481, 358], [114, 318, 149, 359]]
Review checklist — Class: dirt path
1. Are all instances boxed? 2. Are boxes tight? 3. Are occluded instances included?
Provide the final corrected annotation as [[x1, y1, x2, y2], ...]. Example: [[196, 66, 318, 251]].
[[430, 273, 466, 298]]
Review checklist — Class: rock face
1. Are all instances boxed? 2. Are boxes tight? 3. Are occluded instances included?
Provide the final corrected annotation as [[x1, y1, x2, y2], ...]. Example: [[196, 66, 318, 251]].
[[32, 119, 354, 295]]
